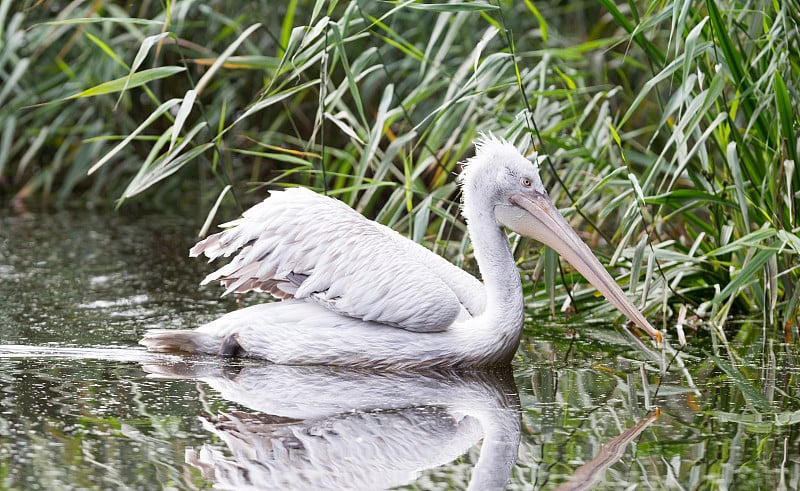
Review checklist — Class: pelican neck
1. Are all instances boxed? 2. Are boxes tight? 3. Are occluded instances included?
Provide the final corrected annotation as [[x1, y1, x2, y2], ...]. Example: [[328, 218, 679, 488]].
[[466, 209, 524, 328]]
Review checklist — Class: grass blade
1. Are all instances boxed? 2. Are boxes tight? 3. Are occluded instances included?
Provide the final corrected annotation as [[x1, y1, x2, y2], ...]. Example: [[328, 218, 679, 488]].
[[170, 89, 197, 152], [774, 71, 799, 166], [63, 67, 186, 100], [195, 23, 261, 95], [715, 247, 777, 305], [87, 98, 182, 174], [400, 2, 499, 12], [116, 32, 171, 107]]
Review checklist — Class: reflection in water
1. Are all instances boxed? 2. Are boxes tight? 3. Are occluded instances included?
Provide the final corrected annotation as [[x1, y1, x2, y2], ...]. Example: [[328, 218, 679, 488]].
[[554, 408, 660, 491], [143, 362, 521, 490]]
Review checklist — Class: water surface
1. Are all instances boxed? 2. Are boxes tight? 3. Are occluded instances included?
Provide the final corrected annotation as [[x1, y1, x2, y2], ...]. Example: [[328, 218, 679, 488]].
[[1, 210, 797, 489]]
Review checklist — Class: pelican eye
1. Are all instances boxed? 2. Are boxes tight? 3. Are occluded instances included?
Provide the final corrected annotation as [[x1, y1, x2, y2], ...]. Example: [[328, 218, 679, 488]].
[[520, 177, 532, 187]]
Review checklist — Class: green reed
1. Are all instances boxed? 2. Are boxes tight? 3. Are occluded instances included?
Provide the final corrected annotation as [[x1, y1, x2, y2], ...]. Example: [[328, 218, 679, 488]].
[[1, 0, 797, 341]]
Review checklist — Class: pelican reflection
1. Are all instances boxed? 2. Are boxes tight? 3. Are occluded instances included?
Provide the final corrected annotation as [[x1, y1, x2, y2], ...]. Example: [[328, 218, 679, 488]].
[[143, 362, 521, 490]]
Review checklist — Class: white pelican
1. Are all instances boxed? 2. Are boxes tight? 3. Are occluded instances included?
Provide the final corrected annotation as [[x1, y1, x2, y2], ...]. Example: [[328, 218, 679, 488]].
[[141, 135, 661, 368]]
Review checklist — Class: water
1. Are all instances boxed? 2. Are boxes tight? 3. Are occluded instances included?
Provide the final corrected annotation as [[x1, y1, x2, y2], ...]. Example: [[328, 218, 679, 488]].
[[1, 210, 798, 490]]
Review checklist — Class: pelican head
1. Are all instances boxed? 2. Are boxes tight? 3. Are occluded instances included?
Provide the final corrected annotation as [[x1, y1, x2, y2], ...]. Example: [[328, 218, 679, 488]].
[[460, 135, 661, 343]]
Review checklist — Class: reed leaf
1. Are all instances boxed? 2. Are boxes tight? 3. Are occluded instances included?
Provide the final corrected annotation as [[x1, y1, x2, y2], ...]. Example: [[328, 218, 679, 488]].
[[63, 67, 186, 100]]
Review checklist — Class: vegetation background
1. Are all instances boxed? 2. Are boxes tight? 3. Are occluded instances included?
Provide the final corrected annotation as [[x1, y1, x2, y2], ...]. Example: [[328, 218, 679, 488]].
[[1, 0, 798, 345]]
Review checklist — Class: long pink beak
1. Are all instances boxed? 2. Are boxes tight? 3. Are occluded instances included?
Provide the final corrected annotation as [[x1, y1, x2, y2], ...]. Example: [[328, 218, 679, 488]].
[[496, 193, 662, 344]]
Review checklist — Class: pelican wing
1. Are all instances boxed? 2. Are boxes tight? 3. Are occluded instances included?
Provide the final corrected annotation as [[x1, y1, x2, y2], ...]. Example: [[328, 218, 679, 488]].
[[191, 188, 483, 332]]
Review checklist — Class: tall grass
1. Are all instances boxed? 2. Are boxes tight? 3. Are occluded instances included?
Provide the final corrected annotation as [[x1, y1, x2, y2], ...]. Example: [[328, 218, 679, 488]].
[[1, 0, 798, 341]]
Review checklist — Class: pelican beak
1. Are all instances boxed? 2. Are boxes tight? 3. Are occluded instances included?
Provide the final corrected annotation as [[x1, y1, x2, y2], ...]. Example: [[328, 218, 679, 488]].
[[496, 193, 662, 344]]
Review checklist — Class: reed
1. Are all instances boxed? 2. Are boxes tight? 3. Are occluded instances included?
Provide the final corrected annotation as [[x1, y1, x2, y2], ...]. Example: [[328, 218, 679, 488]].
[[2, 0, 797, 339]]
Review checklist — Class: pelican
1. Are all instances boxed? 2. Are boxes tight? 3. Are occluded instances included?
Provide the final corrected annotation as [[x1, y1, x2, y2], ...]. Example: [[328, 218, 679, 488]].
[[142, 135, 661, 368]]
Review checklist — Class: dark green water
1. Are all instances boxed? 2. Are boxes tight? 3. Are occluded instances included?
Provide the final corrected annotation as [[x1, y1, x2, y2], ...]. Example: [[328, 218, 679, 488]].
[[1, 210, 798, 490]]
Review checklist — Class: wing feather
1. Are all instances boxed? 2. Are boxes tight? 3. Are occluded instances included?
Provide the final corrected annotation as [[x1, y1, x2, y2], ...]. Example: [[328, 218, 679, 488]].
[[191, 188, 479, 332]]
